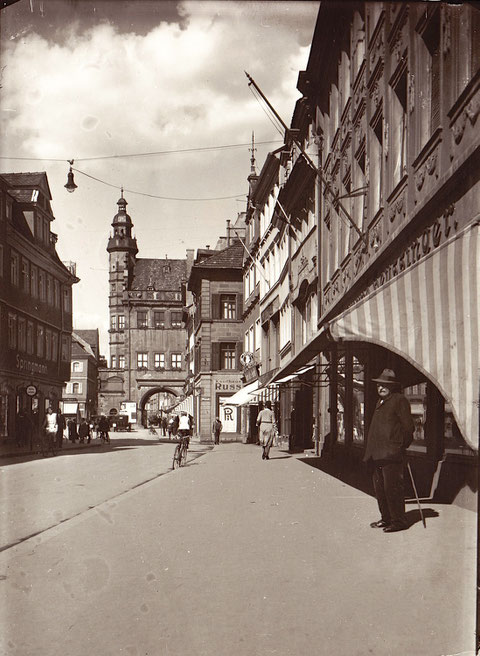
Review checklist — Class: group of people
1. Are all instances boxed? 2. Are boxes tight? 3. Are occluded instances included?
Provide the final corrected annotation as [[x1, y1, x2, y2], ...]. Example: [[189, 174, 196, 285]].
[[41, 409, 113, 448], [256, 369, 415, 533]]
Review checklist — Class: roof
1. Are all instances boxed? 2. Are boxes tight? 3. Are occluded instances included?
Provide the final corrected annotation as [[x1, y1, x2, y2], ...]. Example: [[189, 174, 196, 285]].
[[72, 332, 96, 358], [130, 258, 187, 291], [0, 172, 52, 200], [75, 329, 99, 356], [195, 241, 244, 269]]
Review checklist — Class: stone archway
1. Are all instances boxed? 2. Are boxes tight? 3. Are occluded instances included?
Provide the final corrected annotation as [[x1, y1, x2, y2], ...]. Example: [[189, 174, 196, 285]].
[[139, 386, 180, 427]]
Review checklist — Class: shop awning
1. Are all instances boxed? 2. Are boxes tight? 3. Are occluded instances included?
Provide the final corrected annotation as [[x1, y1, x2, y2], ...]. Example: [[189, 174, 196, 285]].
[[270, 329, 331, 383], [223, 380, 259, 406], [329, 223, 479, 451], [276, 364, 315, 384], [171, 395, 194, 416]]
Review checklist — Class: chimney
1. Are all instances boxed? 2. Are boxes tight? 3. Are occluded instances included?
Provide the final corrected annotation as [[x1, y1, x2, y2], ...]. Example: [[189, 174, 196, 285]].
[[226, 219, 231, 246]]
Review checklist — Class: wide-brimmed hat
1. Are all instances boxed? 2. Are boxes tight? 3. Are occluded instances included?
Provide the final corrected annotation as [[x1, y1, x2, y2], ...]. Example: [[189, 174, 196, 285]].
[[372, 368, 399, 385]]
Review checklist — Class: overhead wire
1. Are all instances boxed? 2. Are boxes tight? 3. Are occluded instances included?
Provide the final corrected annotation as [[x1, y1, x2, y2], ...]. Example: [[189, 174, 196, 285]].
[[0, 139, 283, 163]]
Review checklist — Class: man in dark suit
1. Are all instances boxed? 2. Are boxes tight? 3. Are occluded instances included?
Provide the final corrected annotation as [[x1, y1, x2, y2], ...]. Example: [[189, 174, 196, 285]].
[[364, 369, 414, 533]]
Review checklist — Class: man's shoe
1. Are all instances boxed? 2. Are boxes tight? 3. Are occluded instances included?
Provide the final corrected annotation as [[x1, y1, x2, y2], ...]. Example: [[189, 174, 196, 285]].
[[383, 525, 407, 533], [370, 520, 390, 529]]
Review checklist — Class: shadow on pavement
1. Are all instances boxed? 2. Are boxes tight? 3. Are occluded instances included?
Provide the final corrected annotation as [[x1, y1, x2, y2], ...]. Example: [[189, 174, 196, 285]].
[[405, 507, 440, 528]]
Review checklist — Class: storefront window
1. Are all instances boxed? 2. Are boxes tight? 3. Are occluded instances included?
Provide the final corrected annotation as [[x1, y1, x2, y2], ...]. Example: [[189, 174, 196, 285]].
[[352, 357, 365, 443], [444, 407, 474, 455], [404, 383, 427, 446]]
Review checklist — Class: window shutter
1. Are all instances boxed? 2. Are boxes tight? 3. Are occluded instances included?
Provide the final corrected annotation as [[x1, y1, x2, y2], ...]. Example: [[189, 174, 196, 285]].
[[211, 342, 220, 370], [431, 48, 440, 132], [211, 294, 220, 319]]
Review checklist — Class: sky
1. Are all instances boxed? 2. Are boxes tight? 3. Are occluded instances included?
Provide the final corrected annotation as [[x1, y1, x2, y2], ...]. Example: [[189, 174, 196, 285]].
[[0, 0, 319, 356]]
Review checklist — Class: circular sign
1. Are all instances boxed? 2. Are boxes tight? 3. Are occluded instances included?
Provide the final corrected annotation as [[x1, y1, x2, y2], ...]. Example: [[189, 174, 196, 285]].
[[240, 352, 255, 367], [26, 385, 37, 397]]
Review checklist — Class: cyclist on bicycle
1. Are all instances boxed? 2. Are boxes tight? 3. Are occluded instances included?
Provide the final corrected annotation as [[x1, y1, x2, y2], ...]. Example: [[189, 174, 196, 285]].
[[98, 414, 110, 443], [177, 411, 192, 448]]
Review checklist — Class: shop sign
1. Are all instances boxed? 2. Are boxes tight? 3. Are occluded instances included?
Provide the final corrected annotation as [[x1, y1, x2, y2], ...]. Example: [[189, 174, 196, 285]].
[[16, 354, 48, 376], [26, 385, 37, 397], [214, 381, 241, 391]]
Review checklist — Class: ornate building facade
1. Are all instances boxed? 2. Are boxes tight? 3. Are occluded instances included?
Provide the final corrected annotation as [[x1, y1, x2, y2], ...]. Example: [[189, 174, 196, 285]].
[[98, 192, 194, 426]]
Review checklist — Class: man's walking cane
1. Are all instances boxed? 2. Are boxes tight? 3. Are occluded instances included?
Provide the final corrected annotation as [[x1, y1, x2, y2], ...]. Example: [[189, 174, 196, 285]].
[[407, 462, 426, 528]]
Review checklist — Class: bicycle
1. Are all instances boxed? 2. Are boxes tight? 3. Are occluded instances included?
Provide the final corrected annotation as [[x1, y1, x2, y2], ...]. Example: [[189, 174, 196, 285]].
[[148, 426, 158, 436], [172, 435, 189, 469], [41, 430, 57, 457]]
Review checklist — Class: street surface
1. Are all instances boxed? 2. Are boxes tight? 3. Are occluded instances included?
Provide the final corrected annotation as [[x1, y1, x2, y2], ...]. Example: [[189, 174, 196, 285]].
[[0, 438, 476, 656]]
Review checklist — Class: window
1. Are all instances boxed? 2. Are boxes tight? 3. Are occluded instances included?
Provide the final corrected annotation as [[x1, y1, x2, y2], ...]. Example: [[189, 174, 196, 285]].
[[171, 353, 182, 369], [154, 311, 165, 328], [255, 319, 261, 352], [154, 352, 165, 369], [10, 251, 19, 286], [54, 280, 60, 308], [111, 315, 117, 331], [369, 113, 383, 218], [72, 361, 83, 372], [118, 355, 125, 369], [52, 332, 58, 361], [21, 259, 29, 293], [118, 315, 125, 330], [137, 311, 148, 328], [39, 270, 45, 301], [46, 275, 53, 305], [72, 382, 82, 394], [137, 352, 148, 369], [37, 325, 44, 358], [27, 321, 34, 354], [111, 355, 117, 369], [221, 343, 236, 370], [30, 266, 37, 298], [45, 329, 52, 360], [221, 294, 236, 319], [171, 311, 182, 328], [8, 313, 17, 348], [61, 335, 71, 361], [389, 68, 408, 191], [18, 317, 26, 351], [63, 287, 71, 312], [417, 10, 441, 150]]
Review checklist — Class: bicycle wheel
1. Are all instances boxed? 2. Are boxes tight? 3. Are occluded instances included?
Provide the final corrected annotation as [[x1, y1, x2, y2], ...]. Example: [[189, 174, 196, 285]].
[[172, 444, 181, 469], [180, 445, 188, 467]]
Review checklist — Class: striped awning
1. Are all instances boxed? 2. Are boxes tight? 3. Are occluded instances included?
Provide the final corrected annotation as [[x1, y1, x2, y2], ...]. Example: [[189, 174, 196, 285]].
[[329, 222, 479, 451], [171, 395, 194, 416]]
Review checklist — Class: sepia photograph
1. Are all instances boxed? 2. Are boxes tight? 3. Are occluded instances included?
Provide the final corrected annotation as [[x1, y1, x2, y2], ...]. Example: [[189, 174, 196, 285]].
[[0, 1, 478, 654]]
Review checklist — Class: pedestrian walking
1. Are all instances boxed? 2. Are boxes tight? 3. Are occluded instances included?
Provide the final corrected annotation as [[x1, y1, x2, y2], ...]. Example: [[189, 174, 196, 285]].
[[212, 417, 222, 444], [78, 417, 90, 443], [42, 407, 58, 447], [364, 369, 414, 533], [56, 409, 66, 449], [161, 415, 168, 436], [98, 414, 110, 443], [256, 400, 276, 460], [68, 418, 78, 443]]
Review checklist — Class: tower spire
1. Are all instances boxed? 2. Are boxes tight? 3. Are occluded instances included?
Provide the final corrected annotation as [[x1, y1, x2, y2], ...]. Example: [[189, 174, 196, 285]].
[[249, 131, 257, 175]]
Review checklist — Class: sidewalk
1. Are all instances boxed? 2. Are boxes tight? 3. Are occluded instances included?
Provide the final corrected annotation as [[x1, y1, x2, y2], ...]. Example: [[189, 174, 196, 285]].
[[192, 442, 476, 656]]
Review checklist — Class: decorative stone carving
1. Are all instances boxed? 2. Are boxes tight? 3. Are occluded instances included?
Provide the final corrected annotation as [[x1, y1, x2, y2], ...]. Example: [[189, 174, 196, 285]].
[[452, 95, 480, 144], [442, 7, 451, 57], [389, 193, 405, 223]]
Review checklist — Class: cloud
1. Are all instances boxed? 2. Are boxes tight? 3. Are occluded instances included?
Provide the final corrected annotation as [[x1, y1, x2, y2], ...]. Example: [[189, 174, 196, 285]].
[[0, 1, 319, 354]]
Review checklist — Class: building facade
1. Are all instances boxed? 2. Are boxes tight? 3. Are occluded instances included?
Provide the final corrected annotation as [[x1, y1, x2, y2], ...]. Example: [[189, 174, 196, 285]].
[[187, 223, 245, 441], [62, 329, 100, 421], [98, 192, 194, 425], [0, 172, 78, 449], [235, 1, 479, 510], [268, 0, 479, 509]]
